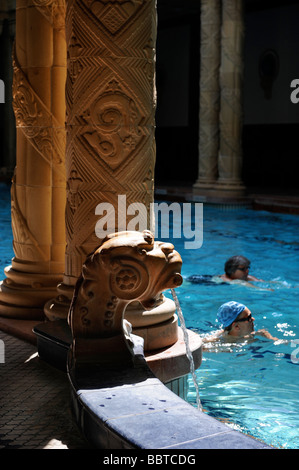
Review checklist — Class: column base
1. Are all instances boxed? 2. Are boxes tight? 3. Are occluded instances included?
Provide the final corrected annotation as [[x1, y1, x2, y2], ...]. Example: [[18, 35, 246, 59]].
[[212, 179, 246, 198], [44, 289, 180, 352], [0, 264, 63, 320], [125, 297, 179, 350], [193, 178, 217, 196], [193, 179, 246, 200], [33, 319, 202, 382]]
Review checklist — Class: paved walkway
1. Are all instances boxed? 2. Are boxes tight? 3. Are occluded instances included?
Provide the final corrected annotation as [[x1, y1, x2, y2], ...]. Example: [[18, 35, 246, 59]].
[[0, 331, 92, 449]]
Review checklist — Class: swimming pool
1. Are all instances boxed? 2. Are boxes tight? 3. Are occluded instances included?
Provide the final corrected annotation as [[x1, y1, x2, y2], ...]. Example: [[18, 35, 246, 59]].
[[0, 184, 14, 272], [160, 202, 299, 449], [1, 183, 298, 449]]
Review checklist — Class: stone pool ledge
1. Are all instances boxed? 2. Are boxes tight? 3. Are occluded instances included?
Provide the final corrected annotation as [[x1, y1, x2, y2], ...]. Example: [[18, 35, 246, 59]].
[[67, 334, 271, 450], [69, 368, 272, 449], [0, 317, 272, 449]]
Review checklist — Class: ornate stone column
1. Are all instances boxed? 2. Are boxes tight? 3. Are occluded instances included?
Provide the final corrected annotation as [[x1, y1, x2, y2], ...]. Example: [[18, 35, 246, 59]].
[[44, 0, 157, 320], [216, 0, 245, 196], [0, 1, 16, 180], [193, 0, 221, 195], [0, 0, 66, 320]]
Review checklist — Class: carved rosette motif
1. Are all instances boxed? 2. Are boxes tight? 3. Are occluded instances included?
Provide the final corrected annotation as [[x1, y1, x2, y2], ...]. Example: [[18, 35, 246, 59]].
[[64, 0, 157, 282], [82, 79, 143, 170]]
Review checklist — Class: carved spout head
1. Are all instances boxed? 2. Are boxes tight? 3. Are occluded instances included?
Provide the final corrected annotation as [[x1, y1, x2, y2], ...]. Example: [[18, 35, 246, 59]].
[[100, 230, 183, 305], [68, 230, 182, 365]]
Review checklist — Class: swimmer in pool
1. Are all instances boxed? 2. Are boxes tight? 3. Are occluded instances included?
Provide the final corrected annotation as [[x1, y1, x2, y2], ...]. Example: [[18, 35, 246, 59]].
[[187, 255, 266, 288], [219, 255, 263, 283], [203, 301, 278, 344]]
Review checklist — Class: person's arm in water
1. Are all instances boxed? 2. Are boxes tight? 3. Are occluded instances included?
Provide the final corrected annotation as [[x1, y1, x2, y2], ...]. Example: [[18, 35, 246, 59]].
[[202, 330, 223, 344], [247, 274, 264, 282], [253, 329, 279, 341]]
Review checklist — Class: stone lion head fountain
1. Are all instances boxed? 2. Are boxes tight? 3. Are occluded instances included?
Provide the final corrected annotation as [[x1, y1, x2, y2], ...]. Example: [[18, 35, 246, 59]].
[[68, 230, 183, 369]]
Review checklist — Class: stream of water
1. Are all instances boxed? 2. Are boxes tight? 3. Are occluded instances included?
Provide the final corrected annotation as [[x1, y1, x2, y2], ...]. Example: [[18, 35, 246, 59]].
[[171, 288, 202, 411]]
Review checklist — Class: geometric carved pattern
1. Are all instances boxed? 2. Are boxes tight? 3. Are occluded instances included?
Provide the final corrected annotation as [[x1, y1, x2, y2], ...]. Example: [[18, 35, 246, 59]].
[[84, 0, 145, 35], [65, 0, 157, 281]]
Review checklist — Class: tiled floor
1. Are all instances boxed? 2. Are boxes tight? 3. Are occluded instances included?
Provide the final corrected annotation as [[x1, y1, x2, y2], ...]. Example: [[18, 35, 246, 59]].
[[0, 331, 92, 449]]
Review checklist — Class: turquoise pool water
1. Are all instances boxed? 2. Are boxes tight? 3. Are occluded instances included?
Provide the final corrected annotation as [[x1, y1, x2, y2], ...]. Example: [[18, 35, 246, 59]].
[[0, 184, 14, 272], [160, 202, 299, 449], [1, 184, 298, 449]]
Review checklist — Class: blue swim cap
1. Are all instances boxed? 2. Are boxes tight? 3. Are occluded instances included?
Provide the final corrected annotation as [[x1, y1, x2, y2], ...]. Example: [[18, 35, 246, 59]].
[[217, 301, 246, 327]]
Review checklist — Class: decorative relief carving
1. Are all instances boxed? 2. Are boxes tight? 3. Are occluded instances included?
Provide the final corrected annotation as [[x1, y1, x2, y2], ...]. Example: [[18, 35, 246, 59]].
[[0, 0, 67, 320], [63, 0, 157, 284], [83, 0, 145, 34], [32, 0, 66, 30], [82, 79, 142, 169], [68, 231, 183, 364], [68, 35, 83, 59], [67, 170, 83, 211], [13, 70, 50, 132], [10, 172, 48, 262], [13, 53, 65, 179]]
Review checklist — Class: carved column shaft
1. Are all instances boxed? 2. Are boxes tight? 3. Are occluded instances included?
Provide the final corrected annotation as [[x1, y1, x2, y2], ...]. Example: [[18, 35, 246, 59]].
[[58, 2, 180, 356], [0, 0, 66, 319], [63, 0, 157, 286], [194, 0, 221, 191], [193, 0, 245, 198], [217, 0, 245, 193]]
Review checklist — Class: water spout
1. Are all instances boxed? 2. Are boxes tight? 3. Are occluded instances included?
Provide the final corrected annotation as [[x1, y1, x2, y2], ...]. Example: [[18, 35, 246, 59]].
[[171, 288, 202, 411]]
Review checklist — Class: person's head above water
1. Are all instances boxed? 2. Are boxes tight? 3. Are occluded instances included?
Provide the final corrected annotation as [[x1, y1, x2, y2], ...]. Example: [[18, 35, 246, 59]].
[[201, 301, 278, 345], [224, 255, 251, 280], [217, 301, 255, 337]]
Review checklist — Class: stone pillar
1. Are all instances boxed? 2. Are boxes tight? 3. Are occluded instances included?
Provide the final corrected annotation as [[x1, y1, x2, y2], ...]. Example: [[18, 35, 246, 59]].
[[217, 0, 245, 196], [193, 0, 221, 194], [0, 1, 16, 180], [44, 0, 157, 320], [0, 0, 66, 320]]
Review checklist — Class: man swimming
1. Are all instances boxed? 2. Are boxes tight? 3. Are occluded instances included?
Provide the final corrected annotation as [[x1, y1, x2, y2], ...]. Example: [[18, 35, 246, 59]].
[[203, 301, 278, 345], [219, 255, 263, 283], [187, 255, 266, 288]]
